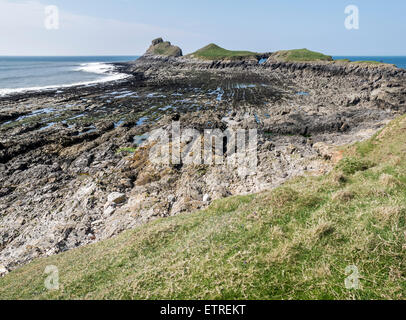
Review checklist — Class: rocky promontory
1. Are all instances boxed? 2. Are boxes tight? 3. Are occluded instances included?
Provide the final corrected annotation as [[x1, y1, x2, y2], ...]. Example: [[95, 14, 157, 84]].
[[145, 37, 183, 57]]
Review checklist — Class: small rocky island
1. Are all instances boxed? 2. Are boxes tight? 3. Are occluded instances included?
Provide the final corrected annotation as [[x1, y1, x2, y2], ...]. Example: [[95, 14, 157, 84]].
[[0, 38, 405, 273]]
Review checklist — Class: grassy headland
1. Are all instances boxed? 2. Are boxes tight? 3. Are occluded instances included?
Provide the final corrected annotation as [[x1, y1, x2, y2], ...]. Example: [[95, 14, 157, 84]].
[[1, 114, 406, 300], [188, 43, 259, 60], [271, 48, 333, 62]]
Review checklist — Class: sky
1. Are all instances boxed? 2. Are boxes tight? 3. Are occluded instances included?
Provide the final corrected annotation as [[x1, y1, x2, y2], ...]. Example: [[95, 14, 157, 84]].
[[0, 0, 405, 56]]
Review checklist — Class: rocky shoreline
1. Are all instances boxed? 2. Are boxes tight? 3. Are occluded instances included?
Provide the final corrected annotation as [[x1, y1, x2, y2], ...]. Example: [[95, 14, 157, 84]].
[[1, 40, 405, 274]]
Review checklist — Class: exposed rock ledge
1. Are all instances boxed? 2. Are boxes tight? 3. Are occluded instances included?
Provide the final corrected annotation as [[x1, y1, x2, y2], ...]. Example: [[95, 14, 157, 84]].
[[0, 38, 405, 272]]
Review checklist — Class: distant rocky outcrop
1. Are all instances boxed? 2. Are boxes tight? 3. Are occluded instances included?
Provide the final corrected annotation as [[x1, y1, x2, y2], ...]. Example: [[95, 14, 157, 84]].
[[145, 38, 183, 57]]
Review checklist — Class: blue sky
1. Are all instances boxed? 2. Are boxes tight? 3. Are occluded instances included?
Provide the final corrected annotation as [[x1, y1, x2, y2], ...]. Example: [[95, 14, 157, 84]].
[[1, 0, 405, 55]]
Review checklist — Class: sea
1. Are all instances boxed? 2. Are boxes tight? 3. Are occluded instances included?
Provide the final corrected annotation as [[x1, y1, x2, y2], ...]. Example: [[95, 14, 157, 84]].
[[0, 56, 139, 96], [0, 56, 405, 97]]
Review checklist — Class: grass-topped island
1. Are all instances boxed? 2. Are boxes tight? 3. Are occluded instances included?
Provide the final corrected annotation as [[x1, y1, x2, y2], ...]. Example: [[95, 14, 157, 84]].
[[143, 38, 393, 68], [187, 43, 260, 60], [271, 48, 333, 62]]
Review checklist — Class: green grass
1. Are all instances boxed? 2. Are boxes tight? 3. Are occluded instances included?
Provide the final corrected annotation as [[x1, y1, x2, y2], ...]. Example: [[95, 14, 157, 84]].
[[272, 49, 333, 62], [336, 157, 372, 175], [1, 116, 406, 300], [116, 147, 137, 154], [188, 43, 258, 60], [335, 59, 351, 63]]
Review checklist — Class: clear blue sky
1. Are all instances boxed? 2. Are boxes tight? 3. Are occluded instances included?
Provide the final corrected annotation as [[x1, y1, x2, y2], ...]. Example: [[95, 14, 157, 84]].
[[1, 0, 405, 55]]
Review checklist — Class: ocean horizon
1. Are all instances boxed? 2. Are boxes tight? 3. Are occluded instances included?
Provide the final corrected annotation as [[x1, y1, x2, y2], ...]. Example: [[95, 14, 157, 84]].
[[0, 55, 405, 97], [0, 56, 139, 96]]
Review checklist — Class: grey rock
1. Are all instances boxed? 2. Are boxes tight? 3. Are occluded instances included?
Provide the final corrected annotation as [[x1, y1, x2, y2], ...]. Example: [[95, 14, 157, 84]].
[[203, 194, 211, 202], [152, 37, 164, 46], [107, 192, 126, 204], [104, 205, 116, 216]]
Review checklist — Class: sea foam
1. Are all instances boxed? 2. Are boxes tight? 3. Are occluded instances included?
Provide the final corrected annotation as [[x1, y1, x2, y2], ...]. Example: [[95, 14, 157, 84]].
[[74, 62, 116, 74]]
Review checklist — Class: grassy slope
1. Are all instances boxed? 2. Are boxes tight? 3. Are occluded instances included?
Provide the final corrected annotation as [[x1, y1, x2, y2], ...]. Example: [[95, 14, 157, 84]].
[[1, 116, 406, 300], [189, 44, 258, 60], [273, 50, 393, 67], [272, 49, 333, 62]]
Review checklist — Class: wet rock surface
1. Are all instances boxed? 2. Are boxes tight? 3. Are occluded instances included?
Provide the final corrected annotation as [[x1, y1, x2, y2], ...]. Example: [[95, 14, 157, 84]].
[[1, 50, 405, 271]]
